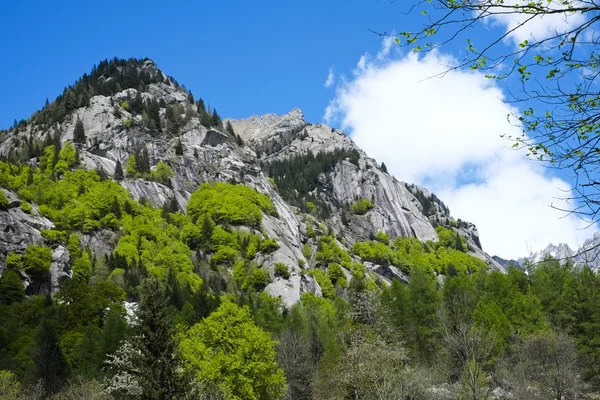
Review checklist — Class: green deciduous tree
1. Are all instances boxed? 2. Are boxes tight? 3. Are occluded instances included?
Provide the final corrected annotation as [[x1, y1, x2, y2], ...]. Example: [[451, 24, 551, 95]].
[[179, 301, 286, 400], [0, 270, 25, 305]]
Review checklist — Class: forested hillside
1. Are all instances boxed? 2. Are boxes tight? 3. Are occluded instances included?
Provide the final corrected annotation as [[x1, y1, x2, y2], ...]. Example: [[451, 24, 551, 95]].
[[0, 58, 598, 399]]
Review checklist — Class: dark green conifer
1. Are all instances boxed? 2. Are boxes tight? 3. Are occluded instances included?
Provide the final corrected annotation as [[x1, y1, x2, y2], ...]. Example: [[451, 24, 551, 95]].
[[73, 118, 86, 145]]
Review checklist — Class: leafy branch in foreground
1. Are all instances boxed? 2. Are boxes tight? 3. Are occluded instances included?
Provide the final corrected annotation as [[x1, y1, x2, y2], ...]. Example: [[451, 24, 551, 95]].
[[385, 0, 600, 223]]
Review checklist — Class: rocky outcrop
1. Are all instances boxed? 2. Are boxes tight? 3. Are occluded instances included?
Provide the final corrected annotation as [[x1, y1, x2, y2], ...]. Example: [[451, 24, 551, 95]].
[[0, 190, 54, 274], [49, 245, 71, 295], [0, 61, 507, 303]]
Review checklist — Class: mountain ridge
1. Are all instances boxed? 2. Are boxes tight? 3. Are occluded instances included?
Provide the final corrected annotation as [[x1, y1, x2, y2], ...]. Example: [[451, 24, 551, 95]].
[[0, 57, 504, 306]]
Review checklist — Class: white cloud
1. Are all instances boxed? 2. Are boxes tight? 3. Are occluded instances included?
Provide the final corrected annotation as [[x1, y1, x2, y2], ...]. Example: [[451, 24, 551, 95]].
[[485, 0, 586, 45], [325, 47, 593, 258], [324, 67, 335, 88]]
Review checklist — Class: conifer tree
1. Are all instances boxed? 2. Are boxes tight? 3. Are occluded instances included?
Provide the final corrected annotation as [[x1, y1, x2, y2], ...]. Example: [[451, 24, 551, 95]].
[[134, 277, 182, 399], [225, 120, 235, 136], [73, 119, 86, 145], [114, 160, 124, 181], [381, 162, 388, 173], [211, 109, 222, 128], [200, 111, 212, 128]]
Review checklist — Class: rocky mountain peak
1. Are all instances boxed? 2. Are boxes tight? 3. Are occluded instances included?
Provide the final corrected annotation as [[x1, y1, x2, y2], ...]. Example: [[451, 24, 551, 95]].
[[0, 58, 507, 304]]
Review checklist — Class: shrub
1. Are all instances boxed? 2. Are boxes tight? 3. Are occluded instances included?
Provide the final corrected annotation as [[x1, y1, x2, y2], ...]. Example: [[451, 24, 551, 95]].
[[260, 238, 279, 254], [374, 231, 390, 245], [41, 229, 66, 243], [187, 182, 275, 228], [20, 201, 33, 214], [310, 269, 335, 298], [120, 101, 130, 110], [274, 263, 290, 279], [328, 263, 347, 287], [211, 246, 238, 267], [0, 191, 8, 210], [5, 253, 22, 270], [251, 268, 270, 291], [123, 119, 132, 128], [302, 243, 312, 260], [351, 198, 374, 215], [22, 245, 53, 274]]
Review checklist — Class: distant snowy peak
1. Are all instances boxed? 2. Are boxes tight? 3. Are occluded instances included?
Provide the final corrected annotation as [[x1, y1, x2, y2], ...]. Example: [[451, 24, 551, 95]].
[[499, 234, 600, 270]]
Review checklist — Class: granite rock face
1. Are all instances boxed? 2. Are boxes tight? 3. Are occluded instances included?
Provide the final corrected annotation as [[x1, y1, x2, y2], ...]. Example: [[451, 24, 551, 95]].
[[0, 61, 505, 305]]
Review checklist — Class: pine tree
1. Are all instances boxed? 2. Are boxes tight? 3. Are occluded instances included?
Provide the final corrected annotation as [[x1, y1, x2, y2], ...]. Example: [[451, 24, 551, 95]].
[[114, 160, 124, 181], [137, 147, 150, 174], [35, 321, 68, 395], [133, 277, 182, 399], [211, 109, 222, 128], [200, 111, 212, 128], [225, 120, 235, 136], [381, 162, 388, 173], [196, 98, 206, 114], [73, 119, 86, 145]]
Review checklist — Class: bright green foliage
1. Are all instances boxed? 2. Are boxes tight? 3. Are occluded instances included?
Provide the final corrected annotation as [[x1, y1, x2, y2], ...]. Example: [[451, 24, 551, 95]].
[[348, 260, 366, 279], [187, 182, 274, 228], [274, 263, 290, 279], [353, 233, 486, 274], [5, 253, 22, 270], [40, 145, 57, 172], [180, 222, 202, 250], [311, 269, 335, 299], [250, 268, 270, 291], [352, 240, 396, 266], [211, 246, 238, 266], [72, 252, 92, 281], [125, 155, 137, 177], [210, 226, 240, 251], [259, 237, 279, 254], [302, 243, 312, 260], [234, 262, 271, 292], [0, 271, 25, 305], [351, 198, 374, 215], [473, 299, 512, 354], [179, 301, 286, 400], [54, 142, 77, 175], [374, 231, 390, 245], [327, 263, 347, 287], [316, 235, 350, 266], [406, 265, 441, 363], [435, 225, 467, 251], [22, 245, 53, 275], [20, 201, 32, 214], [66, 233, 82, 259], [0, 191, 8, 210], [306, 201, 317, 215], [151, 161, 174, 185], [0, 370, 22, 399]]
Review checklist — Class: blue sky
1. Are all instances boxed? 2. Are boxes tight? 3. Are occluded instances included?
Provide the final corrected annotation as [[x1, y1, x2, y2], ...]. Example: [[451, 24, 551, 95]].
[[0, 0, 421, 129], [0, 0, 595, 257]]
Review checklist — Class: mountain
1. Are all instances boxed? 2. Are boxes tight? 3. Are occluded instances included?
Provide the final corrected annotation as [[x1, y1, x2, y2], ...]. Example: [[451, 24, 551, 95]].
[[0, 57, 504, 307], [497, 233, 600, 271]]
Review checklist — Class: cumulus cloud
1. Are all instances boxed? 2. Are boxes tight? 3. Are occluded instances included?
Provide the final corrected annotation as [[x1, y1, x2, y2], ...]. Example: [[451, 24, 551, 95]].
[[324, 67, 335, 88], [325, 46, 593, 258]]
